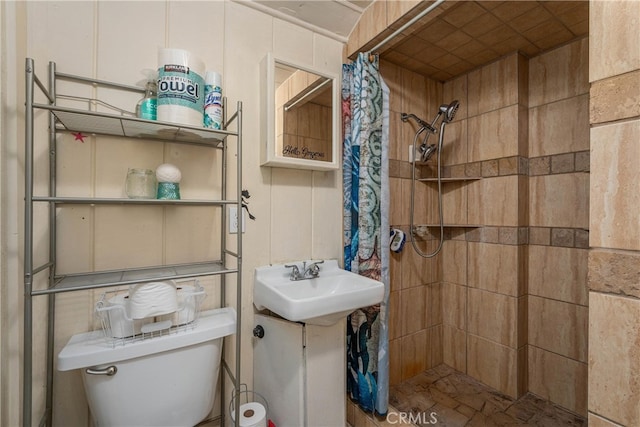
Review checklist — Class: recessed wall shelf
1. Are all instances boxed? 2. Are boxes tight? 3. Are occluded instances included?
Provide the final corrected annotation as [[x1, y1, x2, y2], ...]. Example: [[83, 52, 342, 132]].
[[417, 224, 482, 228], [418, 177, 482, 182]]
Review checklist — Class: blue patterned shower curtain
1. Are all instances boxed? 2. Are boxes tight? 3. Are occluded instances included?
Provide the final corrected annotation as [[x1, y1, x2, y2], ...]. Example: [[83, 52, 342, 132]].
[[342, 53, 390, 416]]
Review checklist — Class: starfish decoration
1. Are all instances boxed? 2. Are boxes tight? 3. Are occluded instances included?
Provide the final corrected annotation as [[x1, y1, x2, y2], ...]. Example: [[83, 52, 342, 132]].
[[72, 132, 87, 143]]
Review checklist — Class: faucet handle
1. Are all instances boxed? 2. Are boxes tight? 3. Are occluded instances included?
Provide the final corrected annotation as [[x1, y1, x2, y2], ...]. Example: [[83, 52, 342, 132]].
[[284, 264, 301, 280], [307, 260, 324, 277]]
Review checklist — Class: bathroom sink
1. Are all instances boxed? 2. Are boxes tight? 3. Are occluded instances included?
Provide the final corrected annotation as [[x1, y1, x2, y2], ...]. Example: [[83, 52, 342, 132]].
[[254, 259, 384, 326]]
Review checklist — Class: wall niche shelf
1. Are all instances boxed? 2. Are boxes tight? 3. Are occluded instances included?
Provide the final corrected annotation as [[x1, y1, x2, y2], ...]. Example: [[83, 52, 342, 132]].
[[417, 224, 482, 228], [23, 58, 243, 427], [418, 177, 481, 182]]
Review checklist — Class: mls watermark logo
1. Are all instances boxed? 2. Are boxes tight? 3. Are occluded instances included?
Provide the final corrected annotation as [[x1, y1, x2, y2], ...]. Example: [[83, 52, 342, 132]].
[[386, 411, 438, 424]]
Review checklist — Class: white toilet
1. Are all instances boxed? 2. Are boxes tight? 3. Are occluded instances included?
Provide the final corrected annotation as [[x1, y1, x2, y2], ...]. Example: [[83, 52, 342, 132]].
[[57, 307, 236, 426]]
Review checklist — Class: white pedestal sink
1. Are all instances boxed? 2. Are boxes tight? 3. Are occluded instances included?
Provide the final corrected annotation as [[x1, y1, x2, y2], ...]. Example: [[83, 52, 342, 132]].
[[253, 260, 384, 426], [254, 259, 384, 326]]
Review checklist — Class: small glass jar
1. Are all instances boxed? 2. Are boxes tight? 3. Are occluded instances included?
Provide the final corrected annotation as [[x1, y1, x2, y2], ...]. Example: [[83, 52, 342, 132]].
[[125, 168, 156, 199]]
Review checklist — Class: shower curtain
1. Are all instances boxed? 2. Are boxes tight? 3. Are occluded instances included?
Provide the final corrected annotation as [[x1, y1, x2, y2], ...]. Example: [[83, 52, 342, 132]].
[[342, 53, 390, 416]]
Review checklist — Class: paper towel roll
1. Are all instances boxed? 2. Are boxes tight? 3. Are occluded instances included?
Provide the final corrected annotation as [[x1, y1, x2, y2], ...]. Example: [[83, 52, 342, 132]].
[[129, 281, 178, 319], [231, 402, 267, 427], [157, 48, 205, 126]]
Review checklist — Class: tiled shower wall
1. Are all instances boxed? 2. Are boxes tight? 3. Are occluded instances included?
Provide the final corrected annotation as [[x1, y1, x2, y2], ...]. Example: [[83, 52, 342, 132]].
[[587, 1, 640, 426], [526, 38, 589, 416], [382, 59, 444, 385], [440, 51, 529, 400], [384, 38, 591, 416]]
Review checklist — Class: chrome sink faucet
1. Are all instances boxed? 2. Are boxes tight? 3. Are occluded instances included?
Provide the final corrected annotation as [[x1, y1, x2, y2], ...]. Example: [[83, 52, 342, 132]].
[[284, 260, 325, 281]]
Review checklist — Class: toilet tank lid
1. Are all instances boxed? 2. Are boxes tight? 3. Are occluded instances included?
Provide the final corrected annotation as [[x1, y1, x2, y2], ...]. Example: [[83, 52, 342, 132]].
[[57, 307, 236, 371]]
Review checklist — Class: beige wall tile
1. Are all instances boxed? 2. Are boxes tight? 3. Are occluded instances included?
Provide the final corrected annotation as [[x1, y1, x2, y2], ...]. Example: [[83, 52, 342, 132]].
[[441, 119, 468, 166], [517, 53, 529, 108], [443, 74, 468, 120], [467, 288, 517, 347], [590, 70, 640, 124], [518, 295, 528, 348], [467, 335, 517, 398], [590, 120, 640, 250], [443, 325, 466, 373], [442, 240, 467, 285], [588, 249, 640, 299], [468, 242, 519, 296], [442, 181, 468, 225], [468, 176, 520, 226], [468, 106, 520, 162], [390, 178, 408, 225], [442, 283, 466, 329], [589, 292, 640, 426], [428, 324, 443, 368], [390, 252, 402, 292], [589, 0, 640, 82], [389, 291, 402, 340], [389, 338, 402, 386], [529, 94, 590, 157], [528, 345, 588, 416], [528, 296, 588, 362], [348, 0, 387, 55], [386, 0, 422, 27], [528, 245, 589, 306], [401, 330, 427, 381], [426, 283, 442, 327], [529, 38, 589, 107], [404, 243, 440, 287], [589, 412, 625, 427], [407, 176, 438, 225], [402, 68, 428, 121], [529, 173, 590, 229], [517, 345, 528, 397], [401, 286, 425, 335], [381, 60, 404, 115], [468, 54, 520, 117]]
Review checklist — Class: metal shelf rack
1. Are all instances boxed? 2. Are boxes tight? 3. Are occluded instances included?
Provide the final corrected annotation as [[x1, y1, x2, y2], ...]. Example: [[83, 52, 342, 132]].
[[23, 58, 243, 426]]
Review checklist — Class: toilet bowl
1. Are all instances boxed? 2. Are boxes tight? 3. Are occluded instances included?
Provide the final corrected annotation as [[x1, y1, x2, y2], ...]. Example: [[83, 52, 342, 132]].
[[58, 307, 236, 426]]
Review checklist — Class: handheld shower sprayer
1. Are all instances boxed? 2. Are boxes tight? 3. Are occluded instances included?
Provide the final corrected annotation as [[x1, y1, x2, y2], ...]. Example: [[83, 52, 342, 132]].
[[440, 100, 460, 123], [401, 100, 461, 259]]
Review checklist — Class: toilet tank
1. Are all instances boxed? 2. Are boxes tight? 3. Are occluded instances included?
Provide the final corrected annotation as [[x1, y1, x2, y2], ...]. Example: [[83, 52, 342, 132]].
[[58, 307, 236, 427]]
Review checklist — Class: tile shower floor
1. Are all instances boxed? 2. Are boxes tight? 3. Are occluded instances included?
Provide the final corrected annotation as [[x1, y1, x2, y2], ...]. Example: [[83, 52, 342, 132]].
[[388, 365, 586, 427]]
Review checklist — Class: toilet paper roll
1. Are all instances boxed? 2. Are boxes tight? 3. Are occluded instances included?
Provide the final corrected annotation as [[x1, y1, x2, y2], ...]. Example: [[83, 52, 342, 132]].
[[157, 48, 205, 127], [129, 281, 178, 319], [177, 285, 200, 324], [231, 402, 267, 427], [105, 294, 141, 338]]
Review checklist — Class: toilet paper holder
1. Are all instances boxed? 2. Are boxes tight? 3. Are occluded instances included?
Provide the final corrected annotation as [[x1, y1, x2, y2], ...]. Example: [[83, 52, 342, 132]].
[[229, 384, 269, 424]]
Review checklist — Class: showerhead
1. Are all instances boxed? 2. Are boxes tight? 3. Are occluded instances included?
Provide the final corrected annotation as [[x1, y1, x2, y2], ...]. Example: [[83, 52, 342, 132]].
[[401, 113, 437, 134], [439, 100, 460, 123]]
